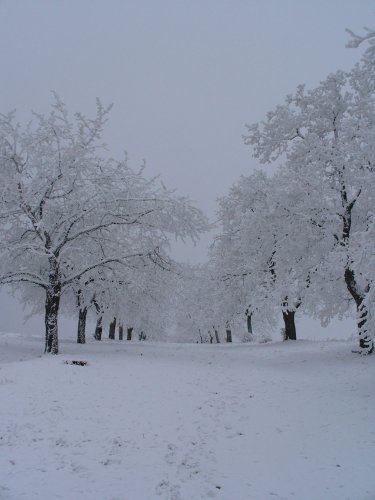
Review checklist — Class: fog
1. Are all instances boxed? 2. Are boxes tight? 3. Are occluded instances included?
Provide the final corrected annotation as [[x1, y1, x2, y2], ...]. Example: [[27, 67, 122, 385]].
[[0, 0, 370, 336]]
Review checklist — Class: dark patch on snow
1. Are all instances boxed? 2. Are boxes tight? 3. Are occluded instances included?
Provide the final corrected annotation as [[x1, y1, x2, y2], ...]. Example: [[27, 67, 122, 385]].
[[64, 360, 88, 366]]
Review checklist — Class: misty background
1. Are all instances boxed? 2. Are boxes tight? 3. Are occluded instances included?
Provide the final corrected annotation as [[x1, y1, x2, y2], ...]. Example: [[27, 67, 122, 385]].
[[0, 0, 372, 338]]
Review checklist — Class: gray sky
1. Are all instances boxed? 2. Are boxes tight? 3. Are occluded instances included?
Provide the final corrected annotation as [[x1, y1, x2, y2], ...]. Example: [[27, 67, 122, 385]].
[[0, 0, 372, 334]]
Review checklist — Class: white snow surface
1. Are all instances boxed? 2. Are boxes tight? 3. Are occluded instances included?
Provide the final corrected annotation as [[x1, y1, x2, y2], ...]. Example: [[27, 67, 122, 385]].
[[0, 333, 374, 500]]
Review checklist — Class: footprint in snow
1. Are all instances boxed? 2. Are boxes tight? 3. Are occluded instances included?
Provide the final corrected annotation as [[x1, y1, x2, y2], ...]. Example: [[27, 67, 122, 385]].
[[164, 442, 179, 465], [155, 479, 182, 500], [101, 458, 122, 466]]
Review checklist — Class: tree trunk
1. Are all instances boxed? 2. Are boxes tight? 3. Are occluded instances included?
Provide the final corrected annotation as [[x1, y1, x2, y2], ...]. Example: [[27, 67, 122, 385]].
[[214, 328, 220, 343], [119, 324, 124, 340], [344, 268, 373, 354], [44, 257, 62, 355], [340, 193, 373, 353], [247, 312, 253, 335], [356, 300, 373, 353], [282, 310, 297, 340], [226, 328, 232, 343], [77, 306, 88, 344], [94, 316, 103, 341], [92, 297, 103, 341], [127, 327, 133, 341], [209, 332, 213, 344], [44, 289, 61, 354], [109, 318, 116, 340]]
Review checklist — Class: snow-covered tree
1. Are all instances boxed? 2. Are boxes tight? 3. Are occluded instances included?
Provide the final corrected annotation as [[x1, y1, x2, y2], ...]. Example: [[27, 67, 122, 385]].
[[0, 97, 208, 353], [245, 60, 375, 354], [89, 255, 174, 342], [173, 264, 217, 343], [62, 233, 175, 344], [346, 25, 375, 62], [172, 262, 236, 343], [211, 171, 297, 341]]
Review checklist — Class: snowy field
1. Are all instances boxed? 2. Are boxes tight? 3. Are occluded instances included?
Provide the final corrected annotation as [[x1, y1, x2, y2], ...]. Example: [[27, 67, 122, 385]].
[[0, 333, 374, 500]]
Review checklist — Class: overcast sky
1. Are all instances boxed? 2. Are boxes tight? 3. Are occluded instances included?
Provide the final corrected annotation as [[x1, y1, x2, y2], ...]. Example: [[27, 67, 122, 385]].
[[0, 0, 372, 334]]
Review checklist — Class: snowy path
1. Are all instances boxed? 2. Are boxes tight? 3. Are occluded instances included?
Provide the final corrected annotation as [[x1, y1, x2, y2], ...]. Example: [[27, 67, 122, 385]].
[[0, 335, 374, 499]]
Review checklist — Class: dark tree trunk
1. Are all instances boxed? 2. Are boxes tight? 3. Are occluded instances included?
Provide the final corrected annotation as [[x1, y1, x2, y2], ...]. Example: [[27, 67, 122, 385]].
[[94, 316, 103, 341], [44, 289, 61, 354], [356, 301, 373, 353], [214, 328, 220, 343], [226, 328, 232, 343], [92, 297, 103, 341], [247, 312, 253, 335], [282, 310, 297, 340], [209, 332, 213, 344], [77, 306, 88, 344], [139, 331, 146, 341], [344, 268, 373, 354], [109, 318, 116, 340], [44, 256, 62, 354], [119, 324, 124, 340], [127, 327, 133, 341]]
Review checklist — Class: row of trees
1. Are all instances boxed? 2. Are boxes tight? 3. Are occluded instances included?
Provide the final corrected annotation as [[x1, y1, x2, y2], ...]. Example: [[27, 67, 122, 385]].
[[174, 27, 375, 353], [1, 26, 374, 354], [0, 96, 208, 353]]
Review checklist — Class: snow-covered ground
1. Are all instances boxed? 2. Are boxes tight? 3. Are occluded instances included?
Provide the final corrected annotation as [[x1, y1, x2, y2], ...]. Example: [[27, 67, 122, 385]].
[[0, 333, 374, 500]]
